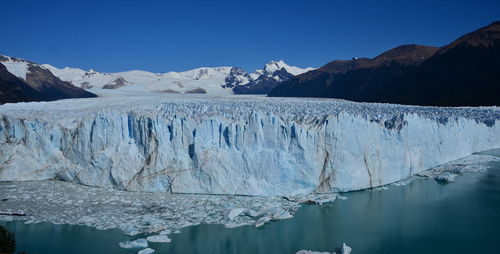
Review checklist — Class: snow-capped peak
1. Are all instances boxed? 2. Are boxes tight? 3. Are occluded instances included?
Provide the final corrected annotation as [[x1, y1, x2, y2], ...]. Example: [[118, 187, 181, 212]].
[[261, 60, 315, 76]]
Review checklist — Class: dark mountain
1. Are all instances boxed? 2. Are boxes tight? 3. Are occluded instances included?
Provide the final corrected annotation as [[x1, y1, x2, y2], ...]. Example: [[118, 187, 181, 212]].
[[0, 63, 42, 104], [269, 21, 500, 106], [226, 60, 314, 94], [0, 55, 97, 104], [233, 68, 294, 94], [269, 44, 438, 100], [25, 64, 97, 101]]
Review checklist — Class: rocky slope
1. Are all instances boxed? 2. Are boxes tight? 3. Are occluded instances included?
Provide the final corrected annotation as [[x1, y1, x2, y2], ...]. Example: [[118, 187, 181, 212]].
[[269, 21, 500, 106], [0, 55, 96, 103], [0, 63, 42, 104]]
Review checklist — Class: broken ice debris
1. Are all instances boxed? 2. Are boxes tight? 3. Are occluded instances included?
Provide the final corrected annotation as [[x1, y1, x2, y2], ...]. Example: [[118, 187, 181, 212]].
[[255, 216, 271, 228], [227, 208, 246, 221], [146, 234, 171, 243], [295, 242, 352, 254], [296, 251, 331, 254], [435, 172, 458, 183]]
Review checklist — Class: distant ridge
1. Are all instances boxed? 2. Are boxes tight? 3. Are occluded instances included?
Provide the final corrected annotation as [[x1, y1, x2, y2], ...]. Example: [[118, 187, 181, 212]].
[[269, 21, 500, 106], [0, 56, 96, 104], [41, 60, 315, 95]]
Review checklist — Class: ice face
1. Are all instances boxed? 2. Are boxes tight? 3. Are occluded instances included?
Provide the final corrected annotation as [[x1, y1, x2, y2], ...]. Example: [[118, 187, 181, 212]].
[[0, 93, 498, 196]]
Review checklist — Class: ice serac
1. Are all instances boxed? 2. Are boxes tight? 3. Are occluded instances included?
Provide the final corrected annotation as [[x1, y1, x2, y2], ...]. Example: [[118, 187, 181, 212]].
[[0, 94, 498, 196]]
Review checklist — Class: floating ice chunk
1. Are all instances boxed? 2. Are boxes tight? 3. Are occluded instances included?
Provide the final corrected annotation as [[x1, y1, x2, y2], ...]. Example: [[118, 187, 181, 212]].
[[121, 225, 141, 236], [255, 216, 271, 227], [435, 172, 458, 183], [227, 208, 247, 221], [138, 248, 155, 254], [119, 238, 148, 249], [269, 208, 293, 220], [225, 221, 253, 228], [159, 229, 171, 235], [295, 242, 351, 254], [245, 209, 261, 217], [146, 234, 171, 243], [341, 242, 352, 254], [295, 251, 331, 254]]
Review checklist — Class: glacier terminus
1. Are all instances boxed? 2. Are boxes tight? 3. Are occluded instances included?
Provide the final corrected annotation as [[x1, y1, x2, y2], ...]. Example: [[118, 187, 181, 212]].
[[0, 92, 498, 196]]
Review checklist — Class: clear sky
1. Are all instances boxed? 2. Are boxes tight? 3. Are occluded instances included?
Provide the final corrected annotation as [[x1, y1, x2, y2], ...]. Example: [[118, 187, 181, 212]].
[[1, 0, 499, 73]]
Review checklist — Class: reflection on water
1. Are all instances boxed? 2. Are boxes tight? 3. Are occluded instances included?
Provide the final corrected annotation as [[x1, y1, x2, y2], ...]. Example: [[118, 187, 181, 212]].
[[1, 159, 499, 254]]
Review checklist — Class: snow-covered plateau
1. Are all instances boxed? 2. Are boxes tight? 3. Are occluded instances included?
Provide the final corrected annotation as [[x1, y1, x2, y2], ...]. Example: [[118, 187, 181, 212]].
[[1, 54, 315, 95], [0, 92, 498, 196], [40, 59, 314, 95]]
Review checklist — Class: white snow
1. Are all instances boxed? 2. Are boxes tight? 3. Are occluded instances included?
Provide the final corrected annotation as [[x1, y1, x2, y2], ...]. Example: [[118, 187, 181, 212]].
[[261, 60, 315, 76], [1, 54, 315, 95], [40, 60, 315, 95], [42, 64, 235, 95], [0, 92, 498, 196], [1, 57, 29, 80]]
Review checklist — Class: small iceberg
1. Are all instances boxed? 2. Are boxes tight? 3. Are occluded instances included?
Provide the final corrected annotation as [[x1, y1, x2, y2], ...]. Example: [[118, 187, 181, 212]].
[[435, 172, 458, 183], [227, 208, 247, 221], [138, 248, 155, 254], [119, 238, 148, 249], [146, 234, 171, 243]]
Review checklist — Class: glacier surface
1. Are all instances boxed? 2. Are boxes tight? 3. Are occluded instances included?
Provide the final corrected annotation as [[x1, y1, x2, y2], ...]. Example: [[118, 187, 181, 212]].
[[0, 92, 498, 195]]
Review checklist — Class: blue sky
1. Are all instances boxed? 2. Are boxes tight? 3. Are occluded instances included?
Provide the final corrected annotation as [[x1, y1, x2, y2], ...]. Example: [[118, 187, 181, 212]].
[[1, 0, 499, 73]]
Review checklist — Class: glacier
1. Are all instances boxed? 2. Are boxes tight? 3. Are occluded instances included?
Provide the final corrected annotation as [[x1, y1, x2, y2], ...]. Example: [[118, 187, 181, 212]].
[[0, 93, 498, 196]]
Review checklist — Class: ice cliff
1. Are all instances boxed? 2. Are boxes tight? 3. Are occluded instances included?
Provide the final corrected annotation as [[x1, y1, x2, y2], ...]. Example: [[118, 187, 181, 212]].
[[0, 94, 498, 195]]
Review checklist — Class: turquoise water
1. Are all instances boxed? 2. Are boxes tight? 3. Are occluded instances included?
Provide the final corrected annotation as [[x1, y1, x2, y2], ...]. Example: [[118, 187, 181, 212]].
[[1, 157, 500, 254]]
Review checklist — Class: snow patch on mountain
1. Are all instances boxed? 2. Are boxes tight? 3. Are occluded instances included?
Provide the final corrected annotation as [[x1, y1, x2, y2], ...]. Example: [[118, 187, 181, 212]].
[[0, 56, 30, 80], [261, 60, 315, 76]]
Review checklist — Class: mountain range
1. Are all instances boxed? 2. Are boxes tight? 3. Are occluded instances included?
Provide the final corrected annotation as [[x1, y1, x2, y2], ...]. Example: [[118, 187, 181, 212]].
[[42, 60, 313, 95], [0, 56, 313, 104], [268, 21, 500, 106], [0, 55, 97, 104]]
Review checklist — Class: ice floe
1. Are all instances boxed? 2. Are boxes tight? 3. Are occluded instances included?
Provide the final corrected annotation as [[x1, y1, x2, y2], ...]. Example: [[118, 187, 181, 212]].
[[137, 248, 155, 254], [146, 234, 171, 243], [119, 238, 148, 248]]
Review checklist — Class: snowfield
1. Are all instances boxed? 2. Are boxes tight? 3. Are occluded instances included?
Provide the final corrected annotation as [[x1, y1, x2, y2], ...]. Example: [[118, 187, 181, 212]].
[[0, 92, 498, 195], [41, 59, 315, 95]]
